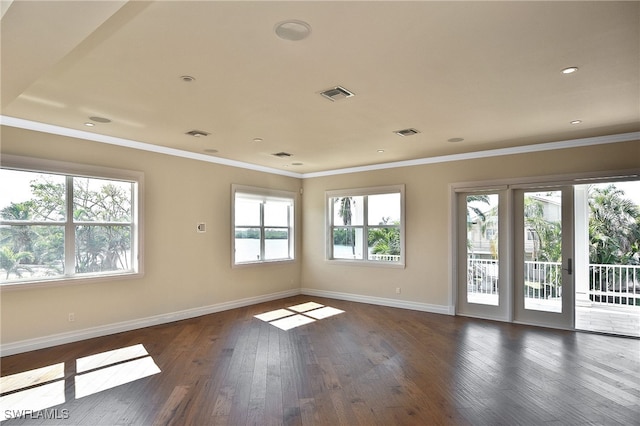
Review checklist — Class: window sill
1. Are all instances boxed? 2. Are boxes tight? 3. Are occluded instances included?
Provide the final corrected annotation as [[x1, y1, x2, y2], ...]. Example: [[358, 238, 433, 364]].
[[326, 259, 405, 269], [0, 271, 143, 292], [233, 258, 296, 268]]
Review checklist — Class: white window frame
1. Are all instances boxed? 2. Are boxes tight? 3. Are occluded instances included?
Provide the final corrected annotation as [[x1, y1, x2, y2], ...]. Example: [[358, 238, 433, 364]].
[[0, 155, 144, 290], [232, 184, 296, 267], [326, 184, 405, 268]]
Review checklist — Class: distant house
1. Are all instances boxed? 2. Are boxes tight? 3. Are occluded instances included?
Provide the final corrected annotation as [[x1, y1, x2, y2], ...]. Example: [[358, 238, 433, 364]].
[[467, 194, 561, 261]]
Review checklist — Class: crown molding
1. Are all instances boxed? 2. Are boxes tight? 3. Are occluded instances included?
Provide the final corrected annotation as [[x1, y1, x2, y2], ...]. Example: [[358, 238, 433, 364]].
[[302, 131, 640, 178], [2, 115, 638, 180], [0, 116, 303, 178]]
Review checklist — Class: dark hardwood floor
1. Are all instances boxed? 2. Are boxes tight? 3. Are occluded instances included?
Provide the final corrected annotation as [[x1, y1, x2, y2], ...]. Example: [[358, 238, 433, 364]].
[[1, 295, 639, 425]]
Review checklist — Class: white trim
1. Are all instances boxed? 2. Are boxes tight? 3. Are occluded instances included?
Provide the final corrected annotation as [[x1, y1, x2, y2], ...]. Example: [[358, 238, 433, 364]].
[[0, 155, 145, 288], [3, 115, 638, 180], [451, 168, 640, 193], [0, 116, 302, 179], [0, 289, 300, 356], [231, 184, 297, 267], [300, 287, 453, 316], [304, 132, 640, 178], [325, 184, 405, 267]]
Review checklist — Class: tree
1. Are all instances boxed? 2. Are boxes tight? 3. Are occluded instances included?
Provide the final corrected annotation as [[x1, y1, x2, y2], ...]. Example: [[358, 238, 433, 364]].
[[368, 217, 400, 256], [589, 185, 640, 265], [588, 185, 640, 295], [524, 196, 562, 262], [0, 175, 132, 280], [0, 246, 32, 280], [466, 194, 492, 255], [335, 197, 356, 255]]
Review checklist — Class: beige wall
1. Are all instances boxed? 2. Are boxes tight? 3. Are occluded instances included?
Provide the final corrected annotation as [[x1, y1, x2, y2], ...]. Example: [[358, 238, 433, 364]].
[[1, 125, 639, 348], [0, 126, 302, 345], [300, 140, 640, 308]]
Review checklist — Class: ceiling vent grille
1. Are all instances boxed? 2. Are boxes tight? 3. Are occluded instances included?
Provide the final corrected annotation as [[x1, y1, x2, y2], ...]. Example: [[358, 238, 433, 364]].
[[185, 130, 210, 137], [394, 128, 420, 137], [320, 86, 355, 102], [272, 152, 292, 158]]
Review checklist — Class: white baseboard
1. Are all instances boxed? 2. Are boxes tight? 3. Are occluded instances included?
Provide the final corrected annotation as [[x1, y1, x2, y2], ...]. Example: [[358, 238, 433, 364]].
[[0, 289, 300, 357], [1, 288, 453, 357], [300, 288, 454, 316]]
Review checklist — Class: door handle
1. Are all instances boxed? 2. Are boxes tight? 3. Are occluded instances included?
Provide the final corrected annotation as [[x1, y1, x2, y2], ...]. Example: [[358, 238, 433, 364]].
[[564, 258, 572, 275]]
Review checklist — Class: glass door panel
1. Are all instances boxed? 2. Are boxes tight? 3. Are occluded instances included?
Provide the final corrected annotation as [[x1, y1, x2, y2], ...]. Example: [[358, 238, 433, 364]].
[[466, 194, 500, 306], [457, 191, 508, 321], [523, 190, 563, 313], [514, 187, 573, 329]]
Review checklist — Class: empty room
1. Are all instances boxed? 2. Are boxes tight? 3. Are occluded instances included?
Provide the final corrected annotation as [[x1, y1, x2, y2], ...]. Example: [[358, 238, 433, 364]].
[[1, 1, 639, 425]]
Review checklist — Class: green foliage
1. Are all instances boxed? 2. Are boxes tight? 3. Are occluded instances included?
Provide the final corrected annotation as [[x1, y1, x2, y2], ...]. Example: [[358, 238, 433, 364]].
[[0, 175, 132, 280], [0, 246, 33, 280], [524, 197, 562, 262], [589, 185, 640, 266], [368, 217, 400, 255]]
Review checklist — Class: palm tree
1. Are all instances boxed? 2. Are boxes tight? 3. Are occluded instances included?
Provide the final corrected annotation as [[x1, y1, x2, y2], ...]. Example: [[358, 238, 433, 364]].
[[368, 218, 400, 256], [589, 185, 640, 293], [589, 185, 640, 265], [0, 202, 36, 257], [335, 197, 355, 255], [0, 246, 32, 280]]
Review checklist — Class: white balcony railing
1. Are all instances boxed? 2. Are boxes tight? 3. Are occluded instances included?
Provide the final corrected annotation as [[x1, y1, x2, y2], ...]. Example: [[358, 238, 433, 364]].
[[467, 259, 640, 307], [369, 253, 401, 262], [589, 264, 640, 306]]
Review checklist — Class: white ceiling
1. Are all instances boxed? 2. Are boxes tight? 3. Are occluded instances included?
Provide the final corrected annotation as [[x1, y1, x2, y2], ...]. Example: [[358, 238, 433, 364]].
[[2, 1, 639, 174]]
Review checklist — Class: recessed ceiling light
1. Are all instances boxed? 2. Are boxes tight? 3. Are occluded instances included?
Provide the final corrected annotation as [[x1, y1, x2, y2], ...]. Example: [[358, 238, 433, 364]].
[[448, 137, 464, 143], [180, 75, 196, 82], [562, 67, 579, 74], [253, 138, 263, 143], [570, 120, 582, 125], [274, 20, 311, 41], [89, 116, 111, 123], [377, 149, 385, 153], [291, 162, 303, 166], [84, 122, 95, 127]]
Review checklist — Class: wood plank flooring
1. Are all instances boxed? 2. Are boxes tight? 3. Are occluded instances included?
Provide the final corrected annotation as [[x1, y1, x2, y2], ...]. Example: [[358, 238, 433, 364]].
[[1, 295, 639, 425]]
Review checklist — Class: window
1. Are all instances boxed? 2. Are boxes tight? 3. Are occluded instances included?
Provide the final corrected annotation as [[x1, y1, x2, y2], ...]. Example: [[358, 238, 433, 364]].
[[0, 155, 142, 287], [326, 185, 405, 266], [232, 185, 295, 265]]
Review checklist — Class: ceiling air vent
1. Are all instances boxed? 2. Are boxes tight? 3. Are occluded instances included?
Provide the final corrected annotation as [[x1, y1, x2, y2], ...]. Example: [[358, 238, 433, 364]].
[[272, 152, 292, 158], [320, 86, 355, 102], [394, 128, 420, 137], [185, 130, 210, 137]]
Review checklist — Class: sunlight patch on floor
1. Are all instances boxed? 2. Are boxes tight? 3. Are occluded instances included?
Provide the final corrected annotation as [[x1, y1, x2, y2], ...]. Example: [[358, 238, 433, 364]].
[[0, 344, 160, 421], [254, 302, 345, 330]]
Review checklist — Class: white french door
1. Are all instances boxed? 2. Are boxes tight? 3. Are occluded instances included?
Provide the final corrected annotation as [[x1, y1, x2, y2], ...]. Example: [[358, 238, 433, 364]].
[[456, 190, 510, 321], [456, 186, 574, 329], [512, 186, 574, 329]]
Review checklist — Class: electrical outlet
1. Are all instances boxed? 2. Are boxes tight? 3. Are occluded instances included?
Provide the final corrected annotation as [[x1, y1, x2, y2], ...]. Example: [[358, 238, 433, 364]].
[[396, 287, 401, 294], [68, 313, 75, 322]]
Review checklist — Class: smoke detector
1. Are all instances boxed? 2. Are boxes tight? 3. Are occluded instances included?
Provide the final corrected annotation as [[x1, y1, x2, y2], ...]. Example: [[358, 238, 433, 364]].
[[319, 86, 355, 102], [272, 152, 293, 158]]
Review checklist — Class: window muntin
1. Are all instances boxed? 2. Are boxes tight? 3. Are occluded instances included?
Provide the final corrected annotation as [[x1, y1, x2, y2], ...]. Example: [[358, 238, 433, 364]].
[[327, 185, 405, 266], [233, 185, 295, 265], [0, 158, 141, 286]]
